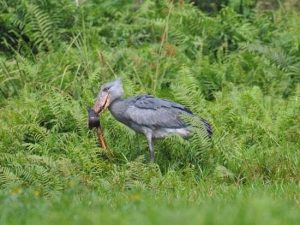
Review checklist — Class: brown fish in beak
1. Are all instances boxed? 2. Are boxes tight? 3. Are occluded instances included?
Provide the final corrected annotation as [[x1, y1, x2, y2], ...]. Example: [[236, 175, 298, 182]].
[[87, 107, 113, 159]]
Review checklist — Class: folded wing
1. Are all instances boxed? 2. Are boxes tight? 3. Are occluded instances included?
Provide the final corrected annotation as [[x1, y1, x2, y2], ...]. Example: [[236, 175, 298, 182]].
[[124, 95, 192, 129]]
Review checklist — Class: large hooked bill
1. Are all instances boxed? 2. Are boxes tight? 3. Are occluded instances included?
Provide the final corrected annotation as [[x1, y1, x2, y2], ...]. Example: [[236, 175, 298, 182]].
[[92, 92, 110, 114]]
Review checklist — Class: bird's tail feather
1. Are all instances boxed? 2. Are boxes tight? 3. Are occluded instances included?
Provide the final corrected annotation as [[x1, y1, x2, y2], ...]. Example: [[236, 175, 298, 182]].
[[200, 118, 213, 138]]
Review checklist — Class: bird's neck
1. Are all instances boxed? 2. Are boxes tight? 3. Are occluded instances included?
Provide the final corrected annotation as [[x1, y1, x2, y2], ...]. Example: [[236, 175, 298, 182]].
[[109, 97, 123, 108], [108, 97, 125, 117]]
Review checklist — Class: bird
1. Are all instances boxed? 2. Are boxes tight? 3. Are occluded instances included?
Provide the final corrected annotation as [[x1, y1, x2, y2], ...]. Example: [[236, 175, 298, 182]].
[[92, 78, 212, 162]]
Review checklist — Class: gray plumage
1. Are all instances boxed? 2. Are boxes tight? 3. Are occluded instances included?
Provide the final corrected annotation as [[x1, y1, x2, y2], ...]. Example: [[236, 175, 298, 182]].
[[93, 79, 212, 162]]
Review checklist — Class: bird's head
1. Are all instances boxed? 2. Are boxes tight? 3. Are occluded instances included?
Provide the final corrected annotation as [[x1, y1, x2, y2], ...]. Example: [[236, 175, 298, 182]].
[[93, 78, 124, 114]]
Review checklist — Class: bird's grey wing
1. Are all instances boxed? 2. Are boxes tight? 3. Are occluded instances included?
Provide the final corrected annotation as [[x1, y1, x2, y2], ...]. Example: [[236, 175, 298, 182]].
[[133, 95, 193, 114], [124, 95, 190, 128]]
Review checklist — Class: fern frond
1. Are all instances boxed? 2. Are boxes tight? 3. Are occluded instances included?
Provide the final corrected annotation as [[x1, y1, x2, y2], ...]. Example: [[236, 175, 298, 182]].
[[25, 4, 56, 50], [172, 66, 207, 114], [243, 43, 298, 73], [0, 166, 21, 186]]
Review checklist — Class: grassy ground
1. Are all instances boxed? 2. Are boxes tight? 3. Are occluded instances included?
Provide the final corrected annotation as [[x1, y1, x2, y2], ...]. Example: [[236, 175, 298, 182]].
[[0, 1, 299, 224], [1, 183, 299, 225]]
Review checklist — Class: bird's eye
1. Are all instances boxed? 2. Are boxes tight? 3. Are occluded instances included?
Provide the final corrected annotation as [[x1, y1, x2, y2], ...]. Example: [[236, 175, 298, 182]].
[[103, 87, 109, 92]]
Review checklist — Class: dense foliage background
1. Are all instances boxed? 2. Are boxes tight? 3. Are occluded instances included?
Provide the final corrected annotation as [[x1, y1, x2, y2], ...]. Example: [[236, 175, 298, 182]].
[[0, 1, 299, 224]]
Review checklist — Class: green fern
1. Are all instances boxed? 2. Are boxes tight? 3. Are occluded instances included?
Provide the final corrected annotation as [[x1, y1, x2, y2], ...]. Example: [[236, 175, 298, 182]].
[[243, 43, 298, 72], [24, 4, 57, 50], [171, 66, 207, 115]]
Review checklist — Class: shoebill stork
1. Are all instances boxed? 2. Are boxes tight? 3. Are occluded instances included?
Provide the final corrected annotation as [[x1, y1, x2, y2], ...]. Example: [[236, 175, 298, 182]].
[[92, 79, 212, 162]]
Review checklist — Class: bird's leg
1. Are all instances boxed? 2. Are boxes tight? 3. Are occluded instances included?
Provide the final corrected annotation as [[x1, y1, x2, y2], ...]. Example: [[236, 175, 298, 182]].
[[146, 134, 155, 163], [149, 139, 155, 163], [136, 134, 141, 155]]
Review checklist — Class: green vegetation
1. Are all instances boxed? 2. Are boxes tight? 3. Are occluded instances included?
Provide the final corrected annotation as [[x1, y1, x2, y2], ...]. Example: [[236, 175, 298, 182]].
[[0, 1, 299, 224]]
